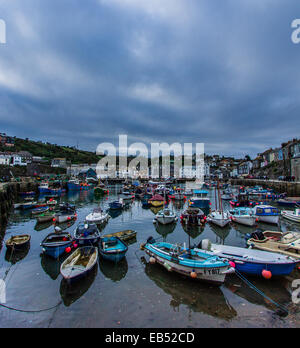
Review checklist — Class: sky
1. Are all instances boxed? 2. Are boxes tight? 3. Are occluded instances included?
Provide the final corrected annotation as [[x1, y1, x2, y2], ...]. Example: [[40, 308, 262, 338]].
[[0, 0, 299, 158]]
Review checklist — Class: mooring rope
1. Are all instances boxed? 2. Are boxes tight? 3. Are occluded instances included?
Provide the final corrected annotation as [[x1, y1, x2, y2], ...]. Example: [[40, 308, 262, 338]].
[[234, 269, 289, 315], [0, 301, 62, 313]]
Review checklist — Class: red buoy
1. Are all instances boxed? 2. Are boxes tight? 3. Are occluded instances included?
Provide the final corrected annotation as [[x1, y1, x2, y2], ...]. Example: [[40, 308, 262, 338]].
[[65, 247, 71, 253], [262, 270, 272, 279]]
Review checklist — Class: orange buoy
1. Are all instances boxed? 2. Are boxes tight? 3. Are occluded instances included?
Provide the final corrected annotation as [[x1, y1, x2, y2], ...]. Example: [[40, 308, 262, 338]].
[[150, 257, 156, 264], [262, 270, 272, 279], [190, 271, 197, 279]]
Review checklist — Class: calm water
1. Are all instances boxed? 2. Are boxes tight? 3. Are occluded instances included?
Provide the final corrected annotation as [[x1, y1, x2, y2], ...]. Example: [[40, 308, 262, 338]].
[[0, 185, 300, 328]]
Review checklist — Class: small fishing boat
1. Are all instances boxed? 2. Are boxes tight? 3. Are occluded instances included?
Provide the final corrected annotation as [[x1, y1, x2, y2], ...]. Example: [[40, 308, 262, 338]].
[[94, 185, 109, 195], [103, 230, 137, 243], [229, 208, 257, 226], [208, 183, 231, 228], [74, 222, 101, 246], [173, 189, 185, 201], [36, 212, 56, 223], [98, 236, 128, 262], [6, 234, 31, 251], [281, 209, 300, 223], [86, 208, 110, 224], [14, 202, 37, 210], [207, 211, 231, 228], [221, 189, 234, 201], [180, 208, 207, 226], [148, 194, 164, 207], [67, 178, 81, 191], [60, 246, 98, 283], [141, 237, 234, 285], [38, 182, 51, 194], [41, 232, 74, 259], [109, 199, 125, 210], [46, 199, 57, 206], [53, 212, 77, 224], [197, 240, 298, 278], [189, 190, 210, 209], [277, 197, 300, 207], [155, 208, 178, 225], [19, 191, 36, 197], [246, 230, 300, 259], [59, 203, 76, 214], [252, 205, 279, 225], [230, 193, 259, 208], [31, 206, 49, 216]]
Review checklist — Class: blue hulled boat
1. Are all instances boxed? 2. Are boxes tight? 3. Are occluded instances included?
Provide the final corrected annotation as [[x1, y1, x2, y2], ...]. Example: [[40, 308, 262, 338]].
[[67, 179, 81, 191], [197, 241, 297, 278], [74, 222, 101, 246], [142, 237, 234, 285], [41, 232, 74, 259], [189, 190, 210, 209], [109, 199, 124, 210], [98, 236, 128, 263]]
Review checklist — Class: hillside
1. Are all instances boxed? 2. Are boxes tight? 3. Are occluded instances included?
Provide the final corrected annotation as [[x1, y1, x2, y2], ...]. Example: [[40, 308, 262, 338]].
[[0, 137, 102, 165]]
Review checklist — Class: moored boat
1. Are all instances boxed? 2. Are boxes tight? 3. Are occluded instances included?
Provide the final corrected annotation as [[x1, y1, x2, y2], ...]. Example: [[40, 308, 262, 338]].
[[31, 206, 49, 216], [207, 211, 231, 228], [189, 190, 210, 209], [74, 222, 101, 246], [109, 199, 125, 210], [246, 230, 300, 259], [180, 208, 207, 226], [60, 246, 98, 283], [41, 232, 74, 259], [197, 240, 297, 278], [155, 208, 177, 225], [103, 230, 137, 242], [53, 213, 77, 224], [141, 237, 234, 285], [36, 212, 56, 223], [98, 236, 128, 263], [229, 208, 257, 226], [281, 209, 300, 223], [148, 194, 164, 208], [6, 234, 31, 251], [253, 205, 279, 225], [86, 208, 110, 224]]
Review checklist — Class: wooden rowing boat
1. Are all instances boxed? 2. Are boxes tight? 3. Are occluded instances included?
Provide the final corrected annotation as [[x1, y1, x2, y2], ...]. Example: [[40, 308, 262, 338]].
[[247, 230, 300, 259], [60, 246, 98, 283], [103, 230, 137, 242], [5, 234, 31, 251]]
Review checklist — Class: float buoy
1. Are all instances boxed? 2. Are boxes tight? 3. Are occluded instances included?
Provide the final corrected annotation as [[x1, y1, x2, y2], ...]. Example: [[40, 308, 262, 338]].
[[262, 269, 272, 279]]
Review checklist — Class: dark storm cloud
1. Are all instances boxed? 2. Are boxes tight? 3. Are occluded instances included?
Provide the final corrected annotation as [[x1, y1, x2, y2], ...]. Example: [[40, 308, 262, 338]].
[[0, 0, 299, 157]]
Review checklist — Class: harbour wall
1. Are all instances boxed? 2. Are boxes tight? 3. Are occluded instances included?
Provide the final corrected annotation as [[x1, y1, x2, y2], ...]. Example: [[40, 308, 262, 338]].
[[230, 179, 300, 196], [0, 180, 38, 238]]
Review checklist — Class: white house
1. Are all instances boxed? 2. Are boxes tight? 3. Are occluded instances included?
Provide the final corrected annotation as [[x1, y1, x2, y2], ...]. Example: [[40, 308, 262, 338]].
[[0, 153, 10, 165]]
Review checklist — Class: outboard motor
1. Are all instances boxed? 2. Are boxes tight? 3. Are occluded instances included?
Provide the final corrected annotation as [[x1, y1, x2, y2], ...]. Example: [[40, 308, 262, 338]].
[[251, 229, 265, 241], [147, 236, 156, 244], [197, 239, 212, 251]]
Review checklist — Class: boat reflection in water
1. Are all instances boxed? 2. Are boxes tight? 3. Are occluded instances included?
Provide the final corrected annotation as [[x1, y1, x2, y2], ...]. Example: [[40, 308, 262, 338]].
[[224, 275, 292, 314], [181, 223, 205, 240], [99, 258, 128, 282], [150, 206, 163, 216], [34, 220, 54, 232], [142, 259, 237, 320], [40, 253, 65, 280], [209, 224, 231, 245], [154, 221, 176, 242], [108, 209, 123, 219], [60, 265, 98, 307], [5, 247, 30, 264]]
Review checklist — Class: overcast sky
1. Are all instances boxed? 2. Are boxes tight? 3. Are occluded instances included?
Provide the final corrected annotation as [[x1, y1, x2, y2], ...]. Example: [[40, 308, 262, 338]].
[[0, 0, 299, 158]]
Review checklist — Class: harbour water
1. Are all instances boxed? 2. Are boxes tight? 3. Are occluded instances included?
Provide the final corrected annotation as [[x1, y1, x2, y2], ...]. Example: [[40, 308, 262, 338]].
[[0, 185, 299, 328]]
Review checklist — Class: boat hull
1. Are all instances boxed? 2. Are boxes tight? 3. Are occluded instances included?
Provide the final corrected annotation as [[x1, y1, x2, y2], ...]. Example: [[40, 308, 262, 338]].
[[281, 211, 300, 223]]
